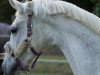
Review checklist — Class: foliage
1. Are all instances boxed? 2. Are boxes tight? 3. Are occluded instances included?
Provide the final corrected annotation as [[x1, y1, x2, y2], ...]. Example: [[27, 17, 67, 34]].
[[93, 3, 100, 17], [0, 0, 15, 23], [0, 0, 99, 23]]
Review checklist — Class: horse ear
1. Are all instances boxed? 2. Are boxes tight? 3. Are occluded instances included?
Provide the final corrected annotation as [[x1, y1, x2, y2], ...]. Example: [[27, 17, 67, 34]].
[[9, 0, 23, 12]]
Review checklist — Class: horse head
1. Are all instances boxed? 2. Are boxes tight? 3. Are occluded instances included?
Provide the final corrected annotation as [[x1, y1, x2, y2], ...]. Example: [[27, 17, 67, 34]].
[[2, 0, 36, 75]]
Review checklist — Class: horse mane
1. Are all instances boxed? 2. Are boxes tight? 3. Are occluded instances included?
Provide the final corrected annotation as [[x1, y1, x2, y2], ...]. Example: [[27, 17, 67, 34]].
[[29, 0, 100, 35]]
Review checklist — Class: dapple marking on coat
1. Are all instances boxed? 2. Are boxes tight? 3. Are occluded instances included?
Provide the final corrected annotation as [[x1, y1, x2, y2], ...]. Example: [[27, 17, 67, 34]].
[[2, 0, 100, 75]]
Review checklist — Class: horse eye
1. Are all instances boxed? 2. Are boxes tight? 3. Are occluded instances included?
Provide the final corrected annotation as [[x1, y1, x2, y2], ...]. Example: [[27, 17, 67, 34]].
[[10, 27, 17, 33]]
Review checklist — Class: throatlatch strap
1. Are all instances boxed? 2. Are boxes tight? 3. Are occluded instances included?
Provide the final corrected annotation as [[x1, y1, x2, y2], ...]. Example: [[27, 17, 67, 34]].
[[30, 47, 43, 68]]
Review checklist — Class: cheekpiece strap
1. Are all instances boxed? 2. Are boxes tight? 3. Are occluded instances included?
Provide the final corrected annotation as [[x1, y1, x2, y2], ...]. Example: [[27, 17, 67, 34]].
[[27, 14, 32, 37]]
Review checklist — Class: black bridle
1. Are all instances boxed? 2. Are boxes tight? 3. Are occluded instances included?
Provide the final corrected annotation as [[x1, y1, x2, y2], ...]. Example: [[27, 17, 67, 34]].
[[15, 14, 43, 72]]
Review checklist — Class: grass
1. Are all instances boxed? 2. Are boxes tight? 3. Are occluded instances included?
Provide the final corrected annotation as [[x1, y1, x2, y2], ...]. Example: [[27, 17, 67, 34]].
[[21, 73, 64, 75], [21, 55, 73, 75], [39, 55, 66, 60]]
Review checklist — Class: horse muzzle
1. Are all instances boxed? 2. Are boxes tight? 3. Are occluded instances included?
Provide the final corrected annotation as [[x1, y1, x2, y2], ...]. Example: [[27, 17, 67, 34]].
[[2, 53, 17, 75]]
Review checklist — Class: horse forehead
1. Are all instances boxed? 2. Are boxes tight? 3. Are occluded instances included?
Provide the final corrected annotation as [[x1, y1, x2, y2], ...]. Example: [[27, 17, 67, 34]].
[[15, 11, 27, 17], [14, 12, 27, 22]]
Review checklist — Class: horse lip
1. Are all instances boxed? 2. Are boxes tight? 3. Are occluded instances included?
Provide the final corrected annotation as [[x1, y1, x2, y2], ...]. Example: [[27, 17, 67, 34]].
[[2, 66, 16, 75]]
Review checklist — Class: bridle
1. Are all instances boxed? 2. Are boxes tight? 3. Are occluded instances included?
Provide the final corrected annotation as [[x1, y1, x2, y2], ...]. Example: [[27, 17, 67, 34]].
[[4, 14, 43, 72], [4, 1, 43, 72], [14, 14, 43, 72]]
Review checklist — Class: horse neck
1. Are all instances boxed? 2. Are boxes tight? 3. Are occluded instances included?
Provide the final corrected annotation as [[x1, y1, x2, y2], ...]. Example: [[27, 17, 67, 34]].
[[31, 14, 98, 48], [47, 16, 100, 75]]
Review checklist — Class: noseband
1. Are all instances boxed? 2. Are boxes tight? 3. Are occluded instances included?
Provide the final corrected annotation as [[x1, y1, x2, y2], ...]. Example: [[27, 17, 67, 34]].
[[4, 14, 43, 72]]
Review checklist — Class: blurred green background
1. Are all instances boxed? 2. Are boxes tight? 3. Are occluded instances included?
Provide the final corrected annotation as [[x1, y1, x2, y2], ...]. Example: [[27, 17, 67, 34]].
[[0, 0, 100, 75], [20, 54, 73, 75], [20, 45, 74, 75]]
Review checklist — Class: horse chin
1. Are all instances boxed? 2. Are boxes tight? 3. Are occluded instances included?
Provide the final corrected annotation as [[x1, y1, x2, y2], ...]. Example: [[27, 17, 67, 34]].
[[2, 63, 17, 75], [2, 68, 16, 75], [2, 57, 17, 75], [4, 70, 16, 75]]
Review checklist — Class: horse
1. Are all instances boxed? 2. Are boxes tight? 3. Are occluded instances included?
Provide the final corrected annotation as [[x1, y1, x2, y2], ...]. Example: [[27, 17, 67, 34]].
[[0, 23, 10, 75], [2, 0, 100, 75]]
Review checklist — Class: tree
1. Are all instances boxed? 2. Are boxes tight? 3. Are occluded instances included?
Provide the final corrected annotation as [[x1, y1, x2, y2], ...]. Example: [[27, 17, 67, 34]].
[[0, 0, 15, 23], [63, 0, 94, 12]]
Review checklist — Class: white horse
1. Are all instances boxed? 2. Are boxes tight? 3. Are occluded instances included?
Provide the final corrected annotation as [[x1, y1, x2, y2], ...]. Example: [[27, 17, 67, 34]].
[[2, 0, 100, 75]]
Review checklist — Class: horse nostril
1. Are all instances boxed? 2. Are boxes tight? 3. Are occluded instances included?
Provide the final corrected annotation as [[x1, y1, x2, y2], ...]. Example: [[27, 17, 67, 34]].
[[11, 27, 17, 33], [11, 53, 15, 58]]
